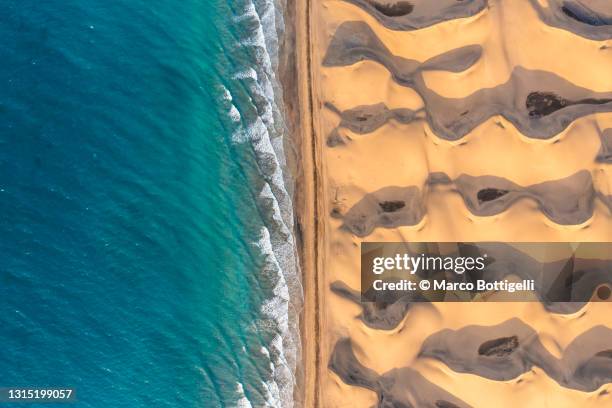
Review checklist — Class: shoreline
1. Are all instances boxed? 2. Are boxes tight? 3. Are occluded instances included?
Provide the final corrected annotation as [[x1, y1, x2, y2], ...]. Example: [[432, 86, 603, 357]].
[[279, 0, 320, 403]]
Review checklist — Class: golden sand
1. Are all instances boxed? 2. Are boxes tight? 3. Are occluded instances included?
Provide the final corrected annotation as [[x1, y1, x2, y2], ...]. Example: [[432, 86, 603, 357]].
[[297, 0, 612, 406]]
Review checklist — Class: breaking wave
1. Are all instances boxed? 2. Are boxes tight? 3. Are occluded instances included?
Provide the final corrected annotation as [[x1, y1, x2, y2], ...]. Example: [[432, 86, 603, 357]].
[[223, 0, 302, 406]]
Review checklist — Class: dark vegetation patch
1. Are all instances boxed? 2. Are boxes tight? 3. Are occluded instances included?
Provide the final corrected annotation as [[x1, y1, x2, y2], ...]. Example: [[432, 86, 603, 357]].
[[477, 188, 509, 203], [526, 92, 569, 117], [478, 335, 519, 357], [368, 0, 414, 17], [379, 200, 406, 212], [527, 92, 612, 118]]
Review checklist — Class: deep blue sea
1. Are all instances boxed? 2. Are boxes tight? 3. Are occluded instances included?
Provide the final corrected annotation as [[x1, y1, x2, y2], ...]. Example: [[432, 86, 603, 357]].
[[0, 0, 301, 407]]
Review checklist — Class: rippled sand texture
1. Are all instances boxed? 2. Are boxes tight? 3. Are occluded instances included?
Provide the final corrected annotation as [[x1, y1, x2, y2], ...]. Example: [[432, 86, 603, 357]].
[[309, 0, 612, 406]]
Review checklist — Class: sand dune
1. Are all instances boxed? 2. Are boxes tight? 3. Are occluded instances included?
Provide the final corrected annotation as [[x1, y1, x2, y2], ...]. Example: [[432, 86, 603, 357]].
[[341, 0, 487, 31], [330, 337, 471, 407], [341, 170, 610, 235], [301, 0, 612, 406], [323, 21, 612, 140], [341, 0, 612, 40], [530, 0, 612, 40], [420, 319, 612, 392]]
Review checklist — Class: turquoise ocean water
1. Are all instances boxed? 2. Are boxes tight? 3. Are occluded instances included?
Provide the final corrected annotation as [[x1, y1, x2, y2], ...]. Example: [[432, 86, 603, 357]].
[[0, 0, 301, 406]]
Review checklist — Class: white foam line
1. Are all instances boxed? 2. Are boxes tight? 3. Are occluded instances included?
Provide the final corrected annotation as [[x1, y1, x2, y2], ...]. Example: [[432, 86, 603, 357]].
[[228, 0, 303, 406], [235, 382, 254, 408]]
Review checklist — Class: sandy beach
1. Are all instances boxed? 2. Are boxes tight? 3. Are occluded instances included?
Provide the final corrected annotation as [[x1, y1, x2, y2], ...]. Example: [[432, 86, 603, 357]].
[[295, 0, 612, 406]]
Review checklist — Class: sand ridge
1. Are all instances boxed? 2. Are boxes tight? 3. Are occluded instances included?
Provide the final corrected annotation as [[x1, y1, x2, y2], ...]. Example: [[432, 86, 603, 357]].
[[301, 0, 612, 406]]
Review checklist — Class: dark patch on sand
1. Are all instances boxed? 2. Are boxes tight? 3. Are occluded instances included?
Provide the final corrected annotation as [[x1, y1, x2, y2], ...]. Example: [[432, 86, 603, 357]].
[[324, 103, 425, 142], [446, 171, 596, 225], [379, 200, 406, 212], [324, 22, 612, 140], [420, 319, 612, 392], [428, 172, 453, 184], [323, 22, 482, 87], [597, 129, 612, 163], [420, 70, 612, 140], [527, 92, 612, 118], [467, 242, 612, 312], [342, 186, 425, 236], [368, 0, 414, 17], [478, 336, 519, 357], [341, 0, 487, 31], [330, 281, 419, 329], [337, 103, 422, 133], [330, 338, 471, 407], [526, 92, 570, 117], [343, 171, 598, 235], [334, 242, 611, 331], [529, 0, 612, 40], [477, 188, 509, 203], [327, 128, 347, 147], [561, 1, 612, 27], [340, 171, 601, 237]]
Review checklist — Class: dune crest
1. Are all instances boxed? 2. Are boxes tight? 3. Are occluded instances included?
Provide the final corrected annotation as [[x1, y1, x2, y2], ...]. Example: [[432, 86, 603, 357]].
[[299, 0, 612, 405]]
